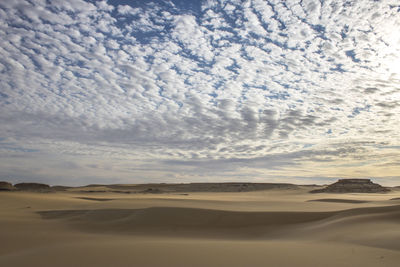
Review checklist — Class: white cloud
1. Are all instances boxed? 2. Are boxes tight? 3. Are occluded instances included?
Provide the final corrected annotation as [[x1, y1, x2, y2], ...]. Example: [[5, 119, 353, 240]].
[[0, 0, 399, 185]]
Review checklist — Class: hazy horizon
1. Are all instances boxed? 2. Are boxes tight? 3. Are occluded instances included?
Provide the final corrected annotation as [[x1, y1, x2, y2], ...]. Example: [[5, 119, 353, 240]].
[[1, 0, 399, 186]]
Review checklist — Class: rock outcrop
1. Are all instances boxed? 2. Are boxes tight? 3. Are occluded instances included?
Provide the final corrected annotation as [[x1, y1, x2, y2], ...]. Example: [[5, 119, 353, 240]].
[[310, 179, 390, 193], [0, 181, 15, 191], [14, 183, 51, 192]]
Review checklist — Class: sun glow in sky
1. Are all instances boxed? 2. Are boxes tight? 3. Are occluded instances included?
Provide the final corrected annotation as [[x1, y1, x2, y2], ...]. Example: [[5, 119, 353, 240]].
[[0, 0, 399, 186]]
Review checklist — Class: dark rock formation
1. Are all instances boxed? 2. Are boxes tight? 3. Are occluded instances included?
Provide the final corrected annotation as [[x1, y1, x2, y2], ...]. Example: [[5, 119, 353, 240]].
[[141, 188, 163, 194], [113, 183, 299, 193], [0, 181, 15, 191], [14, 182, 51, 192], [310, 179, 390, 193]]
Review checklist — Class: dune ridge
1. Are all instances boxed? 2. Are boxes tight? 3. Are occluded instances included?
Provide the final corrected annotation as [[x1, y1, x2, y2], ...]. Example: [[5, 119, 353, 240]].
[[75, 197, 114, 201], [37, 204, 400, 249], [308, 198, 369, 203]]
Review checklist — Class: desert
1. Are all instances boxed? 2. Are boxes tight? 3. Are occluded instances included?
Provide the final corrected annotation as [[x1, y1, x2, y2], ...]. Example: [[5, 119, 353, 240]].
[[2, 0, 400, 266], [1, 180, 399, 267]]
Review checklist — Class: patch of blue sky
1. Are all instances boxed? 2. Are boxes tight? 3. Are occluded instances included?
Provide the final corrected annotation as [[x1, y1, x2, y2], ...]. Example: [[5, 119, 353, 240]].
[[330, 64, 346, 73], [225, 60, 241, 75], [265, 91, 290, 100], [350, 105, 372, 118], [0, 92, 9, 99], [345, 50, 360, 63]]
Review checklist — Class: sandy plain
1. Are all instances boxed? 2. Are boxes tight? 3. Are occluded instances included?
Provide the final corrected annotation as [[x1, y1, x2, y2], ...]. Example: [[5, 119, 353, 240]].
[[1, 184, 400, 267]]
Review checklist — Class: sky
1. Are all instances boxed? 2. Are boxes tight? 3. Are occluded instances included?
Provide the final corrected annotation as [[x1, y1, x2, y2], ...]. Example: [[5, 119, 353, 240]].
[[0, 0, 399, 186]]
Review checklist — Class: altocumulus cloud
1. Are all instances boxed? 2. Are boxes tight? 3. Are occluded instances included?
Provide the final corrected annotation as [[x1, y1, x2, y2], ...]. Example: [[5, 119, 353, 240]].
[[0, 0, 399, 185]]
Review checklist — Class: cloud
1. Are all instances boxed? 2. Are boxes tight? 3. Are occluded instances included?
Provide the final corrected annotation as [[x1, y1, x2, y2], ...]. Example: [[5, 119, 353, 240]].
[[0, 0, 399, 185]]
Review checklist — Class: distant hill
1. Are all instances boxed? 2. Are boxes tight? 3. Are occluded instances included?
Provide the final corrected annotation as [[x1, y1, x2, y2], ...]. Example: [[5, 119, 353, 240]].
[[310, 179, 390, 193], [14, 183, 51, 192], [0, 181, 14, 191], [0, 180, 394, 194]]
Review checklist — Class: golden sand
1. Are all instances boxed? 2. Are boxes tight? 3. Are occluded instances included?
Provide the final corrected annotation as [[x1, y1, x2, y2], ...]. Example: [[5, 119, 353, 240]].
[[1, 186, 399, 266]]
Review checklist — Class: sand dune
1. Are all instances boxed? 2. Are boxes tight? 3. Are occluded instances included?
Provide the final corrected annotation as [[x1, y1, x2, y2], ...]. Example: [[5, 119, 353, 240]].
[[37, 207, 333, 239], [1, 187, 400, 267], [75, 197, 115, 201], [37, 205, 400, 249], [308, 198, 369, 203]]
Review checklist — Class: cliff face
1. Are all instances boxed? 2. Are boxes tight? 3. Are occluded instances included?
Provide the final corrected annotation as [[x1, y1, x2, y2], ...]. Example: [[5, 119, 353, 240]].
[[311, 179, 390, 193], [0, 181, 14, 191], [14, 183, 51, 192]]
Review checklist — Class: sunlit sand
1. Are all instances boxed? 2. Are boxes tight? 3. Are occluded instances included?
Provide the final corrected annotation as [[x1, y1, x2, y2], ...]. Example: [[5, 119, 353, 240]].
[[1, 182, 399, 266]]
